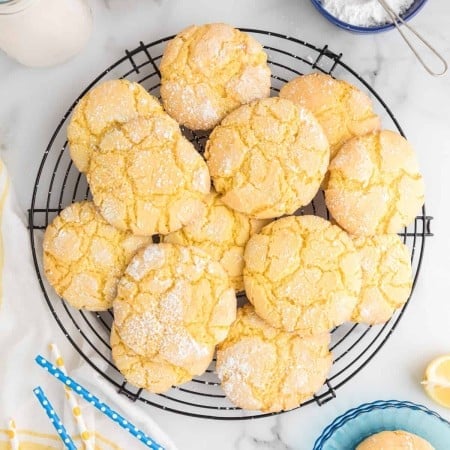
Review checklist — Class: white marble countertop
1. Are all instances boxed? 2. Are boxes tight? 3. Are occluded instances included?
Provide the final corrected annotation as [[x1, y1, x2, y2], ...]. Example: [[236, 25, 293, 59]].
[[0, 0, 450, 449]]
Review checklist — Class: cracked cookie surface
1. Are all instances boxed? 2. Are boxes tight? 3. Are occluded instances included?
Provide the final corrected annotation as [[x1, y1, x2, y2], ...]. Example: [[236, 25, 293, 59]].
[[87, 111, 211, 236], [205, 97, 330, 219], [113, 243, 236, 377], [325, 130, 425, 236], [43, 201, 150, 311], [351, 234, 412, 324], [216, 304, 332, 412], [243, 215, 362, 335], [68, 79, 163, 172], [280, 73, 380, 158], [163, 190, 269, 291], [160, 23, 271, 131], [356, 431, 435, 450], [111, 325, 193, 393]]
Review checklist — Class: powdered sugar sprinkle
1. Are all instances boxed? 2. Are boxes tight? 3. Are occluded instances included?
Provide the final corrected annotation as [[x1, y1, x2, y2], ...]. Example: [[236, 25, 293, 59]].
[[321, 0, 414, 27]]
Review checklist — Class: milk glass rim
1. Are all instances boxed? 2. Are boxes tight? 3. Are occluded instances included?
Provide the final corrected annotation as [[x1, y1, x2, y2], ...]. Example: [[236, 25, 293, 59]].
[[0, 0, 38, 15]]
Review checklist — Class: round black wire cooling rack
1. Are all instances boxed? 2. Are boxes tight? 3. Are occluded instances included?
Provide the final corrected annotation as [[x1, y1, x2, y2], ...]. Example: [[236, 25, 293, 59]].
[[29, 29, 433, 420]]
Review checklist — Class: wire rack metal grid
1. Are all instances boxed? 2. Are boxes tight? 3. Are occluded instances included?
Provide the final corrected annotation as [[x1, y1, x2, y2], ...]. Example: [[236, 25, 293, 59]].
[[28, 29, 433, 420]]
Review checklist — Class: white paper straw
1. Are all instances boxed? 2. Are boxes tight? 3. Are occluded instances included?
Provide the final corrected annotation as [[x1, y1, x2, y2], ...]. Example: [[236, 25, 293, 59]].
[[7, 419, 19, 450], [50, 344, 95, 450]]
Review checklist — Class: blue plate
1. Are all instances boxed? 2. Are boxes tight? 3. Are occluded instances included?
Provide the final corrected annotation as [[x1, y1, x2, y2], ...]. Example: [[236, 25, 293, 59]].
[[313, 400, 450, 450], [310, 0, 428, 34]]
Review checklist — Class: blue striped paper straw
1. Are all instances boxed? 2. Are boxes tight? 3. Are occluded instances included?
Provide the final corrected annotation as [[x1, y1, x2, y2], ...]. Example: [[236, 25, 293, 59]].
[[33, 386, 77, 450], [35, 355, 164, 450]]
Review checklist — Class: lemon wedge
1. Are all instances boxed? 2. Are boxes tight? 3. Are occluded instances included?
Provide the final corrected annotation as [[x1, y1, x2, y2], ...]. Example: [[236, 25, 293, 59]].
[[422, 355, 450, 408]]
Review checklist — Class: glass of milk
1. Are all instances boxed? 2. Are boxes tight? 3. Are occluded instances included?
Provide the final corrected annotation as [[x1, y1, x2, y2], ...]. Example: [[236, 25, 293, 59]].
[[0, 0, 92, 67]]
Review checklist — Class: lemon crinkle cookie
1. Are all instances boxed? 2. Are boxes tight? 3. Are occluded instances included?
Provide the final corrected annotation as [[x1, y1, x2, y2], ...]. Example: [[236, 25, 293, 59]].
[[68, 79, 163, 172], [352, 234, 412, 324], [87, 109, 211, 236], [111, 326, 193, 393], [280, 72, 380, 158], [356, 430, 435, 450], [244, 215, 362, 335], [205, 97, 330, 219], [325, 130, 425, 236], [164, 190, 269, 291], [160, 23, 271, 130], [216, 305, 332, 412], [43, 201, 150, 311], [113, 243, 236, 381]]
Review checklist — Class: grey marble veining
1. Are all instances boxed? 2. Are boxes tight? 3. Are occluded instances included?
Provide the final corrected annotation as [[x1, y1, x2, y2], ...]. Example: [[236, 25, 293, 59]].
[[0, 1, 449, 449], [236, 416, 294, 450]]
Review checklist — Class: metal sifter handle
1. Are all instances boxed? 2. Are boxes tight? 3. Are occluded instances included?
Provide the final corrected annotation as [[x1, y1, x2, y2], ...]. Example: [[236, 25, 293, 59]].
[[377, 0, 448, 77]]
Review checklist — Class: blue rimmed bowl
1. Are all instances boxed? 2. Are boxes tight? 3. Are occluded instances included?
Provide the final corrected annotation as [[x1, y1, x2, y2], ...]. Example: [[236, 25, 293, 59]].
[[310, 0, 428, 33], [313, 400, 450, 450]]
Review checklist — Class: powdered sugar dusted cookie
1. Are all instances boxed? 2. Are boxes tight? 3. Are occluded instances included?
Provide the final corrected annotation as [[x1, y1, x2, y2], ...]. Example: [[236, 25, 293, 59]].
[[205, 97, 330, 219], [326, 130, 425, 236], [87, 111, 211, 236], [113, 244, 236, 377], [357, 430, 435, 450], [352, 234, 412, 324], [216, 305, 332, 412], [111, 325, 194, 393], [43, 201, 150, 311], [160, 23, 271, 130], [280, 73, 380, 158], [163, 190, 269, 291], [244, 215, 362, 335], [68, 79, 163, 172]]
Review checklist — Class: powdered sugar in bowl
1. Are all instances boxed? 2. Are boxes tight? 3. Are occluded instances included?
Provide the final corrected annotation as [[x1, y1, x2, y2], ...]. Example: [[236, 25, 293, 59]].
[[310, 0, 428, 33]]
